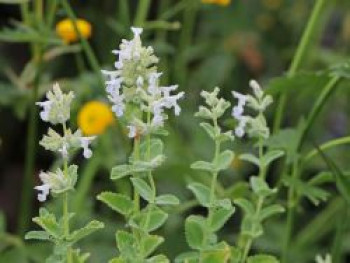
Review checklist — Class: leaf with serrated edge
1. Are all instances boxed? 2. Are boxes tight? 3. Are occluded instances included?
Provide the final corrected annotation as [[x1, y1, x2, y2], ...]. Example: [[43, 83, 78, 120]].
[[97, 192, 133, 216]]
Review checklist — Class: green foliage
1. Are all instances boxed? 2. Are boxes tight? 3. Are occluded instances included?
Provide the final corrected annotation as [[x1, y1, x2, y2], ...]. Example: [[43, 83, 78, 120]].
[[97, 192, 134, 216], [131, 178, 154, 202], [247, 254, 279, 263], [188, 182, 211, 207], [185, 215, 206, 250]]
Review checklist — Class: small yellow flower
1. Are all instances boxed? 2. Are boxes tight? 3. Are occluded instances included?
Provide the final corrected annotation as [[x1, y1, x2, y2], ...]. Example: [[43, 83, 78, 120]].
[[201, 0, 231, 7], [56, 18, 92, 43], [78, 101, 114, 136]]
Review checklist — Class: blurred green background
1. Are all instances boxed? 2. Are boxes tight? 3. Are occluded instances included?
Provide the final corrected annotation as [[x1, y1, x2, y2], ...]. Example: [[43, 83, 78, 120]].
[[0, 0, 350, 262]]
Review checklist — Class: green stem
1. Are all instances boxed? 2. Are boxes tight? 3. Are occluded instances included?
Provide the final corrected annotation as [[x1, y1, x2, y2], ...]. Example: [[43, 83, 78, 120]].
[[331, 205, 349, 263], [282, 160, 299, 263], [17, 69, 40, 235], [62, 123, 72, 263], [63, 193, 72, 263], [46, 0, 58, 28], [61, 0, 104, 89], [273, 0, 327, 132], [134, 0, 152, 27], [240, 138, 266, 263], [200, 118, 220, 258], [17, 44, 44, 237], [298, 75, 341, 147], [175, 0, 198, 86], [119, 0, 130, 28], [240, 197, 264, 263], [160, 0, 188, 21], [304, 136, 350, 162], [133, 137, 141, 212]]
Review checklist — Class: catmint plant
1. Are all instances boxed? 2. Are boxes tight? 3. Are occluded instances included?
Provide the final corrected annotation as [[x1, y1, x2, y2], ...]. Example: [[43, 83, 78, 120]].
[[177, 87, 236, 262], [97, 27, 184, 263], [233, 80, 285, 262], [25, 84, 104, 263]]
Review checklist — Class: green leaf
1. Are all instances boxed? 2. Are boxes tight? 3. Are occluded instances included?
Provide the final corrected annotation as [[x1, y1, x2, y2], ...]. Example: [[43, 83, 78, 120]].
[[155, 194, 180, 206], [142, 234, 164, 258], [67, 220, 104, 244], [241, 217, 263, 238], [308, 172, 333, 186], [234, 198, 255, 216], [247, 254, 279, 263], [230, 247, 242, 263], [131, 178, 154, 202], [116, 230, 136, 257], [188, 182, 211, 207], [32, 209, 61, 238], [250, 177, 276, 198], [191, 161, 215, 172], [97, 192, 133, 216], [185, 215, 206, 250], [109, 257, 125, 263], [137, 138, 164, 161], [131, 207, 168, 232], [313, 143, 350, 205], [146, 254, 169, 263], [71, 249, 90, 263], [259, 204, 285, 221], [175, 252, 199, 263], [201, 242, 231, 263], [284, 176, 330, 206], [24, 231, 51, 241], [111, 165, 134, 180], [210, 206, 235, 232], [239, 153, 260, 167], [261, 150, 284, 167], [215, 150, 234, 171], [200, 123, 218, 139]]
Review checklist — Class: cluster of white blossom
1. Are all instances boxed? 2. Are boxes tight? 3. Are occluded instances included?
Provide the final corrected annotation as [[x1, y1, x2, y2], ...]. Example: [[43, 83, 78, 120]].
[[102, 27, 184, 138], [35, 83, 95, 202], [231, 80, 273, 139]]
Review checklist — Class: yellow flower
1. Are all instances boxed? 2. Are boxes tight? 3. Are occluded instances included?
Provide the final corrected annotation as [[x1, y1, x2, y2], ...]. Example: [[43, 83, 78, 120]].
[[201, 0, 231, 7], [56, 18, 92, 43], [78, 101, 114, 136]]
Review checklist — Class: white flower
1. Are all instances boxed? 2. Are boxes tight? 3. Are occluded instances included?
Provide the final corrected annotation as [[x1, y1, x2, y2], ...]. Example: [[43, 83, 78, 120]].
[[131, 27, 143, 36], [80, 136, 95, 159], [235, 116, 249, 137], [249, 79, 263, 99], [36, 101, 52, 122], [232, 91, 248, 119], [127, 125, 137, 138], [34, 183, 50, 202], [36, 83, 74, 124]]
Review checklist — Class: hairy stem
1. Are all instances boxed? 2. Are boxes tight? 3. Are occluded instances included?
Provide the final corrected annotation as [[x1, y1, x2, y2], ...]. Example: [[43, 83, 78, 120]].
[[240, 138, 266, 263], [133, 137, 141, 212], [62, 123, 72, 263]]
